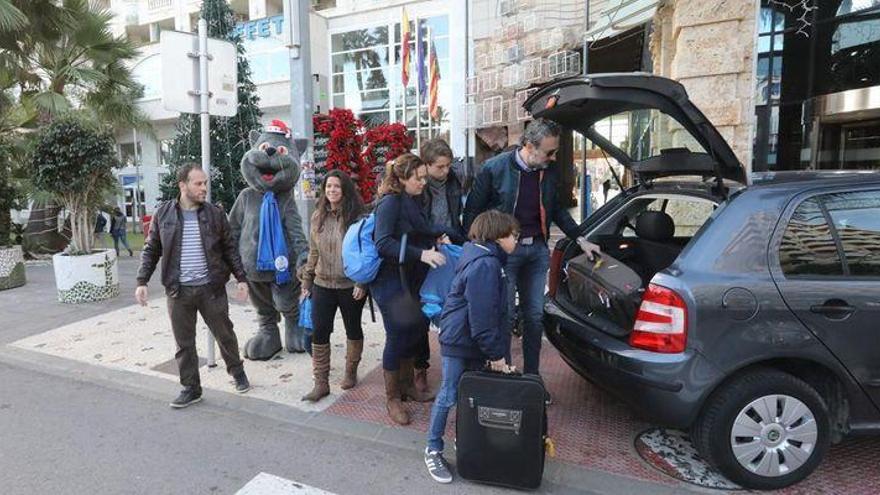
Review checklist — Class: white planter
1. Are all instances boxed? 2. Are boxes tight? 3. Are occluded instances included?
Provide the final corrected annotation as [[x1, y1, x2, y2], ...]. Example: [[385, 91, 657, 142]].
[[52, 249, 119, 303], [0, 245, 26, 291]]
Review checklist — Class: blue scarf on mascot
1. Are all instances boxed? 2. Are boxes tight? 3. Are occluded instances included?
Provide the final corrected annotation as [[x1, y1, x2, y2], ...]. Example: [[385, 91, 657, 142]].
[[256, 190, 291, 285]]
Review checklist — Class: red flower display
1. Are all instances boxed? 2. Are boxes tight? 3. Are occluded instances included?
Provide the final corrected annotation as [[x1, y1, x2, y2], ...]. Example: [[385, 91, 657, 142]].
[[312, 109, 373, 203], [362, 123, 414, 202]]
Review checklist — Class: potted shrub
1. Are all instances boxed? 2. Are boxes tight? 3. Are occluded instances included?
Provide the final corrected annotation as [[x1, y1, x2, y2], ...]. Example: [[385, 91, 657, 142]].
[[0, 136, 25, 290], [31, 115, 120, 303]]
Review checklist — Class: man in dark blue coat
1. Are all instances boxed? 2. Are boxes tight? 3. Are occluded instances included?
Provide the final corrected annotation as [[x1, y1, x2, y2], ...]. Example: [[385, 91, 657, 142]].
[[463, 118, 601, 377]]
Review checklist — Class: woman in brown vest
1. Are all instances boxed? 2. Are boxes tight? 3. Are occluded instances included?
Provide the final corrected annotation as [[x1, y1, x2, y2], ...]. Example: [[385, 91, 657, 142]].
[[300, 170, 367, 402]]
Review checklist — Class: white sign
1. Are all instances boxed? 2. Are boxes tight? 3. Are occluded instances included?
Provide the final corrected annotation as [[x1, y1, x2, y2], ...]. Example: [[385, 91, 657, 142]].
[[160, 30, 238, 117]]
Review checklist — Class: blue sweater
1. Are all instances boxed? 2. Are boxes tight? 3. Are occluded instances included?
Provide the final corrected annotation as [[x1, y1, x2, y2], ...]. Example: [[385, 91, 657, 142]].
[[439, 241, 511, 361]]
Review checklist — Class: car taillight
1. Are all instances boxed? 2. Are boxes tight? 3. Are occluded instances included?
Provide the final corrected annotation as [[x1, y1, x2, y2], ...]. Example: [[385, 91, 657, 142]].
[[547, 249, 564, 297], [629, 284, 688, 353]]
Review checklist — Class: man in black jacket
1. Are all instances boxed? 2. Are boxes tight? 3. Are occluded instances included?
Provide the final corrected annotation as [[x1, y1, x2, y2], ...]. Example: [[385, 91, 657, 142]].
[[464, 119, 601, 379], [420, 138, 466, 244], [415, 138, 465, 393], [135, 163, 251, 408]]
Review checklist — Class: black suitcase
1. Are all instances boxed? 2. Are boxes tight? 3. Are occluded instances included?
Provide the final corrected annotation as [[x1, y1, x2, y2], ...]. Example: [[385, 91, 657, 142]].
[[455, 371, 547, 490], [565, 252, 644, 336]]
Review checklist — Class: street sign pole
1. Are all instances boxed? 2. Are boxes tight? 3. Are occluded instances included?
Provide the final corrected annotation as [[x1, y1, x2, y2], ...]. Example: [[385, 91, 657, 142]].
[[160, 22, 238, 369], [197, 18, 216, 367], [284, 0, 315, 234]]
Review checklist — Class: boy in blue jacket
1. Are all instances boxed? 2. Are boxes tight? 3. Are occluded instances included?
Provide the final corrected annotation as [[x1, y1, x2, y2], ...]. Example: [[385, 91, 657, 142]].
[[424, 209, 519, 484]]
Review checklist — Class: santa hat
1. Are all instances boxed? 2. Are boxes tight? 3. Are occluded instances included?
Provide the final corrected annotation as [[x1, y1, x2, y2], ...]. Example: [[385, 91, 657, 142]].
[[266, 120, 290, 138]]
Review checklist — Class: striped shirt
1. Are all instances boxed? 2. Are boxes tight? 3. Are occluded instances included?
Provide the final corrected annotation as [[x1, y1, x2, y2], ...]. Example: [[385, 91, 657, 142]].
[[179, 209, 209, 286]]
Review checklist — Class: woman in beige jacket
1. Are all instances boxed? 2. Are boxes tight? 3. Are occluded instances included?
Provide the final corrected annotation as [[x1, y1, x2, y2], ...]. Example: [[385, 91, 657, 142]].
[[300, 170, 367, 401]]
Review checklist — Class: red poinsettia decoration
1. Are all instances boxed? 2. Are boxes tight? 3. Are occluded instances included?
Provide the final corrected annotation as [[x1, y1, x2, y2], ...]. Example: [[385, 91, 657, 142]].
[[362, 123, 414, 202], [313, 109, 374, 203]]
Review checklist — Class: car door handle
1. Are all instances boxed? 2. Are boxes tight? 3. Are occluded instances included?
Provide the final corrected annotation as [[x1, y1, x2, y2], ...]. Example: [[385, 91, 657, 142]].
[[810, 301, 855, 319]]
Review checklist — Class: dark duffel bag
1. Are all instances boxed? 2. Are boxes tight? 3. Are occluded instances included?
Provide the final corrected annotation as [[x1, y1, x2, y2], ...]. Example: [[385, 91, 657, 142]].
[[566, 252, 644, 336], [455, 370, 548, 490]]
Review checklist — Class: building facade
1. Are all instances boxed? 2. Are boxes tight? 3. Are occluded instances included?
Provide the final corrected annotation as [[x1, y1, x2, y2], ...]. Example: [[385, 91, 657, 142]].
[[110, 0, 880, 225], [111, 0, 468, 222]]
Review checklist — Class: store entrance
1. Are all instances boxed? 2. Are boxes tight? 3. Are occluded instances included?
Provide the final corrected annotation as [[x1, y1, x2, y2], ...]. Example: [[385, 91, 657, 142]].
[[816, 120, 880, 170]]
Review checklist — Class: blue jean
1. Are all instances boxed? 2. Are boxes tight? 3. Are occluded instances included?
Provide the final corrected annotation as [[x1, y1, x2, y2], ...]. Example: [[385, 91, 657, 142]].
[[506, 241, 550, 375], [112, 230, 131, 254], [426, 356, 481, 453]]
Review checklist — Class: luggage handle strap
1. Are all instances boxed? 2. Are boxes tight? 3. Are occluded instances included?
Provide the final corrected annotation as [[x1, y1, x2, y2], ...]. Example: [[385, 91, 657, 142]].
[[477, 406, 522, 435]]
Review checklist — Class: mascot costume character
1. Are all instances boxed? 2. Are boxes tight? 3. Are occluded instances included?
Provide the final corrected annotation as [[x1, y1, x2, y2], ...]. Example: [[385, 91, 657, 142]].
[[230, 120, 310, 359]]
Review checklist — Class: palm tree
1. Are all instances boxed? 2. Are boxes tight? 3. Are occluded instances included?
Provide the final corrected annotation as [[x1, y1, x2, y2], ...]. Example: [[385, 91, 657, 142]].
[[1, 0, 148, 253], [1, 0, 146, 128]]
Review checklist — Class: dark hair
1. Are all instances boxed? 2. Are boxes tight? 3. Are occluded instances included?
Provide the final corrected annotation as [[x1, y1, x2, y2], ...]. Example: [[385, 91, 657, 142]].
[[177, 162, 203, 184], [520, 118, 561, 147], [420, 138, 453, 165], [314, 170, 364, 231], [468, 210, 519, 243], [378, 153, 426, 197]]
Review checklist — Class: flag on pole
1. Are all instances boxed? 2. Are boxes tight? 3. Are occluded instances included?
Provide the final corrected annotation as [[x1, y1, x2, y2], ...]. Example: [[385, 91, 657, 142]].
[[400, 8, 411, 88], [417, 20, 427, 104], [428, 37, 441, 121]]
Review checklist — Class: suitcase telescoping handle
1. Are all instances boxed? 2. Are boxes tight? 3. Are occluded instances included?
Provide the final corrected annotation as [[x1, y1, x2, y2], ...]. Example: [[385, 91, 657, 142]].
[[477, 406, 523, 435]]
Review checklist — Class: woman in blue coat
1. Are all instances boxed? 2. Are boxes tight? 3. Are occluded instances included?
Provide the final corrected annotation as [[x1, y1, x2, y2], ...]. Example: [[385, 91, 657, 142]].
[[423, 209, 519, 484]]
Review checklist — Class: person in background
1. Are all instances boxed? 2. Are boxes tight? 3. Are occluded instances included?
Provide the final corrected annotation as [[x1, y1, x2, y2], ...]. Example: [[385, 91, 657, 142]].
[[110, 206, 134, 257], [135, 163, 251, 409], [94, 211, 108, 249], [413, 138, 466, 394], [372, 153, 454, 425], [463, 118, 601, 382], [423, 209, 518, 484], [299, 170, 367, 402]]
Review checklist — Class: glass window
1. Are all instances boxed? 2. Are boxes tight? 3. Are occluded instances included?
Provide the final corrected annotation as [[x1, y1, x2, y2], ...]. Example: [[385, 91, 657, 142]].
[[592, 108, 707, 161], [779, 198, 844, 276], [823, 190, 880, 276], [331, 27, 389, 52], [646, 198, 716, 237]]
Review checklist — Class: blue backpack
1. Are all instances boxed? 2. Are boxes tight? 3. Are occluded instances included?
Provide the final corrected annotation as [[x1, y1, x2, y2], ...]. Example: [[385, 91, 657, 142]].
[[343, 214, 381, 284], [420, 243, 464, 325]]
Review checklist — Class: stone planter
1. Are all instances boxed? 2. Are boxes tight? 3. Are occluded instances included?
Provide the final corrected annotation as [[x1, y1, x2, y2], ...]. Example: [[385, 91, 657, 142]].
[[52, 249, 119, 303], [0, 245, 26, 291]]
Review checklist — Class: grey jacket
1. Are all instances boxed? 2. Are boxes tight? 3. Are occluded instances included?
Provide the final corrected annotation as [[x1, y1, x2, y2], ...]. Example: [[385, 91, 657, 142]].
[[228, 188, 308, 283]]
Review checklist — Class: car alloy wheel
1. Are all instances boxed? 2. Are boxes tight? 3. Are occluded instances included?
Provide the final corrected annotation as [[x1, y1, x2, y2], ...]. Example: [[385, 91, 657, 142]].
[[729, 394, 819, 477]]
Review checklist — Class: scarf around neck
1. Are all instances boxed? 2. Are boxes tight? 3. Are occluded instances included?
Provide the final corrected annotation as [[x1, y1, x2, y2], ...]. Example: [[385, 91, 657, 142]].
[[257, 191, 291, 285]]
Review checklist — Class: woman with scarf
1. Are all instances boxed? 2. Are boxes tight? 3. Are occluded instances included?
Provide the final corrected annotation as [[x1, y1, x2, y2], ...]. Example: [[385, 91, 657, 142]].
[[372, 153, 454, 425], [300, 170, 367, 402]]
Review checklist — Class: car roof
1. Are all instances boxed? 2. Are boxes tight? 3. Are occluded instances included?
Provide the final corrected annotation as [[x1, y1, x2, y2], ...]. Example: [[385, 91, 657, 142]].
[[749, 170, 880, 190]]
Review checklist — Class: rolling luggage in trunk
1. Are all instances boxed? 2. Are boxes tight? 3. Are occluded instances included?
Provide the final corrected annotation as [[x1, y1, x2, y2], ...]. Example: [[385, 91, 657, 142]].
[[565, 252, 644, 336], [455, 371, 548, 490]]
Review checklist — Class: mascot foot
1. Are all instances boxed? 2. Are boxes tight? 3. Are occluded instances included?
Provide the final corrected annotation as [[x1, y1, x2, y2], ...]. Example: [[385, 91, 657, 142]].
[[244, 327, 283, 361], [284, 318, 308, 353]]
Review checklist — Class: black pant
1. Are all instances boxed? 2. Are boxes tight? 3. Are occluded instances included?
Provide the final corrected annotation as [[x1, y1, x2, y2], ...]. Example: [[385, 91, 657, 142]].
[[371, 266, 429, 371], [168, 285, 244, 390], [310, 284, 365, 345]]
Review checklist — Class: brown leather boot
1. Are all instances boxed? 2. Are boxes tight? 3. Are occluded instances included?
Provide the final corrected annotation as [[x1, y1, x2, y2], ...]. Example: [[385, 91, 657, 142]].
[[399, 358, 435, 403], [414, 367, 429, 394], [383, 369, 410, 425], [301, 343, 331, 402], [339, 339, 363, 390]]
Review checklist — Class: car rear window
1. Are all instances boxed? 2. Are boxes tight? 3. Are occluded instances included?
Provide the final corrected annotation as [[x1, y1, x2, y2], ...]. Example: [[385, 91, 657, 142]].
[[779, 198, 844, 276], [823, 190, 880, 277]]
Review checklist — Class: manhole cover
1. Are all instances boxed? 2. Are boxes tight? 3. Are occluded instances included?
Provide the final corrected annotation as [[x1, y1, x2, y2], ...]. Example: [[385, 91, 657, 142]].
[[635, 428, 740, 490]]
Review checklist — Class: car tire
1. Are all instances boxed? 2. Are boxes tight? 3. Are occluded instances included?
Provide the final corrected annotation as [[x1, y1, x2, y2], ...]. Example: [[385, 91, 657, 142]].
[[692, 369, 831, 490]]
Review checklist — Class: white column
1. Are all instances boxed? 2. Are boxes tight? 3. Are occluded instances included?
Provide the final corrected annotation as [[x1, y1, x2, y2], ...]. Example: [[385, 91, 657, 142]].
[[249, 0, 268, 19], [449, 0, 468, 157]]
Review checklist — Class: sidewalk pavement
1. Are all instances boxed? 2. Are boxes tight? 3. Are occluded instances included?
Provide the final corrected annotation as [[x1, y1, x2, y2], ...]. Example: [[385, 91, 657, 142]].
[[2, 257, 879, 495]]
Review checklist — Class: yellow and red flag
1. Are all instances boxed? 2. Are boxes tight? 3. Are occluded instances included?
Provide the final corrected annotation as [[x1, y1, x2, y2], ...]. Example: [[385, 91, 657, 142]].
[[401, 8, 411, 88], [428, 36, 441, 120]]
